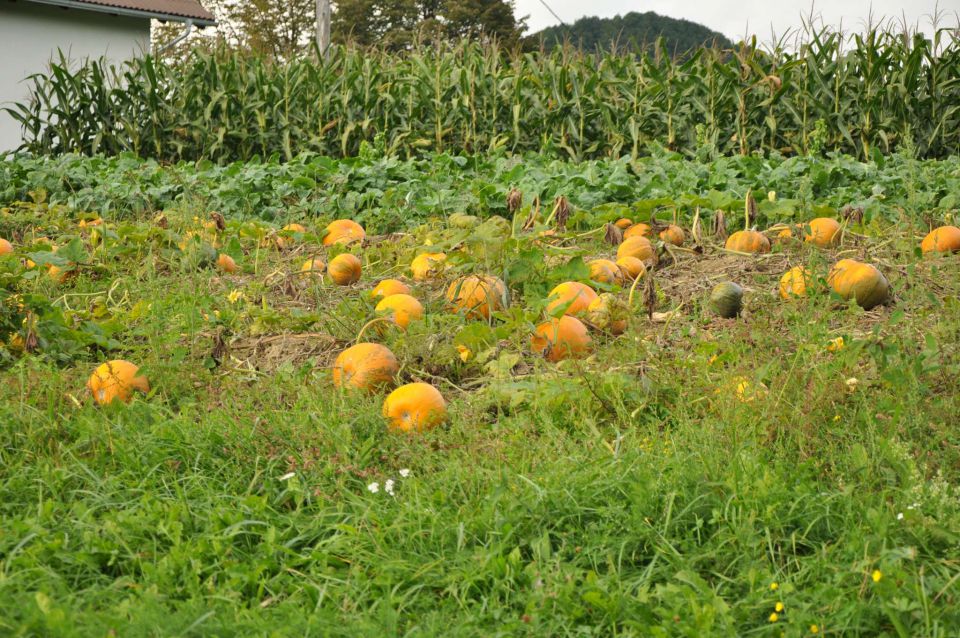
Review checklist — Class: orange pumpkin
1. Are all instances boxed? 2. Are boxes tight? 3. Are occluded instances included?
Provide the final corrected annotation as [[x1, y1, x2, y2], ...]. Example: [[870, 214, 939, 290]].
[[623, 223, 652, 239], [301, 257, 327, 276], [725, 230, 770, 254], [776, 226, 796, 241], [804, 218, 842, 247], [87, 360, 150, 405], [779, 266, 811, 299], [0, 239, 12, 256], [375, 294, 424, 329], [371, 279, 411, 299], [587, 259, 623, 286], [546, 281, 598, 316], [920, 226, 960, 254], [616, 256, 647, 281], [616, 236, 658, 265], [531, 315, 592, 362], [586, 293, 628, 335], [282, 223, 307, 234], [328, 253, 362, 286], [323, 220, 365, 246], [410, 252, 447, 281], [47, 264, 74, 283], [332, 343, 399, 392], [382, 382, 447, 432], [659, 225, 685, 246], [445, 275, 507, 319], [216, 254, 238, 273], [827, 259, 890, 310], [614, 218, 633, 230]]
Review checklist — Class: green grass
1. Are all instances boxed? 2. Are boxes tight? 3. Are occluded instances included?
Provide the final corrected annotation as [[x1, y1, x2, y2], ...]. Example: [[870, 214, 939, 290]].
[[2, 153, 960, 636]]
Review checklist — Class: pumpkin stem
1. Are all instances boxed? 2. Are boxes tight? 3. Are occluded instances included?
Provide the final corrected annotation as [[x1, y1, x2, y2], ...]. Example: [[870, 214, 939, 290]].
[[355, 317, 393, 343]]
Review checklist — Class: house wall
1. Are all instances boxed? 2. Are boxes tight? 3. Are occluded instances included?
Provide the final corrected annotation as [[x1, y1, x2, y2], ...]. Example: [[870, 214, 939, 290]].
[[0, 2, 151, 152]]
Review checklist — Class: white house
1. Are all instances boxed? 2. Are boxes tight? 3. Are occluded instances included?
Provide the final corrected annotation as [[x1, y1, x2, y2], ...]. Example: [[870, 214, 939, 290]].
[[0, 0, 215, 151]]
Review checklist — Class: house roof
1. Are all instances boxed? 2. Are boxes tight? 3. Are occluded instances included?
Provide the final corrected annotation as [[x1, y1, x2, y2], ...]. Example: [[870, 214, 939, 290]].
[[25, 0, 217, 26]]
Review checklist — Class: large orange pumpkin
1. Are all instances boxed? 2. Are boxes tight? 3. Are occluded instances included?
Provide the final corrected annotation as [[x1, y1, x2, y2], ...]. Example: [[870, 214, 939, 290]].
[[659, 225, 685, 246], [725, 230, 770, 254], [587, 259, 623, 286], [531, 315, 592, 362], [87, 360, 150, 405], [623, 223, 652, 239], [827, 259, 890, 309], [804, 218, 841, 247], [546, 281, 598, 316], [323, 220, 365, 246], [371, 279, 411, 299], [301, 257, 326, 276], [217, 254, 238, 273], [328, 253, 362, 285], [616, 236, 658, 265], [410, 252, 447, 281], [332, 343, 399, 391], [920, 226, 960, 254], [586, 293, 628, 335], [445, 275, 507, 319], [375, 294, 424, 329], [0, 239, 12, 256], [779, 266, 812, 299], [382, 383, 447, 432], [616, 256, 647, 281]]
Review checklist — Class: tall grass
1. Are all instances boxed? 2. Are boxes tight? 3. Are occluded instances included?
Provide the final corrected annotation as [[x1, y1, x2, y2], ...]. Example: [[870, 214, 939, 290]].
[[6, 23, 960, 162]]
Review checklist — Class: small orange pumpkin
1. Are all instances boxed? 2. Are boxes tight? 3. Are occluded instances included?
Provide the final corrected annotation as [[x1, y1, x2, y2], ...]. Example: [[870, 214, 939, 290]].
[[0, 239, 12, 256], [531, 315, 592, 362], [328, 254, 362, 286], [282, 223, 307, 234], [779, 266, 811, 299], [587, 259, 623, 286], [616, 256, 647, 281], [616, 236, 658, 265], [623, 223, 652, 239], [376, 294, 424, 329], [371, 279, 411, 299], [87, 360, 150, 405], [804, 218, 841, 248], [725, 230, 770, 254], [445, 275, 507, 319], [301, 257, 326, 276], [659, 225, 685, 246], [216, 254, 238, 274], [382, 382, 447, 432], [614, 218, 633, 230], [827, 259, 890, 310], [920, 226, 960, 254], [332, 343, 399, 392], [410, 252, 447, 281], [323, 220, 365, 246], [546, 281, 598, 316]]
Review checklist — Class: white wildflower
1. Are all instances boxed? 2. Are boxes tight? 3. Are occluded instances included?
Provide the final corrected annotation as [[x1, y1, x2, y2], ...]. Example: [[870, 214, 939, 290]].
[[279, 472, 296, 481], [385, 479, 395, 495], [367, 482, 380, 494], [897, 512, 904, 520], [399, 469, 411, 478]]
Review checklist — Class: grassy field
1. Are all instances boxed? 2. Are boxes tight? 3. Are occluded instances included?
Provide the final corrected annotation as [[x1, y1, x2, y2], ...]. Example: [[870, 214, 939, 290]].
[[2, 152, 960, 636]]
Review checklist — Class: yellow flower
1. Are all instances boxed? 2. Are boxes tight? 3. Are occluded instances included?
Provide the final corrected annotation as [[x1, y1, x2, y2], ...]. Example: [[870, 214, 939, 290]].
[[769, 612, 779, 623], [708, 354, 719, 366], [775, 602, 784, 612], [833, 414, 841, 422], [810, 625, 819, 634], [827, 336, 845, 352], [872, 569, 882, 583], [456, 344, 472, 362], [227, 290, 245, 304], [770, 582, 779, 591]]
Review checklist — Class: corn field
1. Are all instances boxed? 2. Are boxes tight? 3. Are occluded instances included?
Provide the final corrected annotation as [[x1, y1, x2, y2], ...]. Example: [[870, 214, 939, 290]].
[[7, 25, 960, 162]]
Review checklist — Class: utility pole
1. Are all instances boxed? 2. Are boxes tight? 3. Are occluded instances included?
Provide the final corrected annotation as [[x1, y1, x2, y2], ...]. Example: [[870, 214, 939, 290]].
[[316, 0, 331, 59]]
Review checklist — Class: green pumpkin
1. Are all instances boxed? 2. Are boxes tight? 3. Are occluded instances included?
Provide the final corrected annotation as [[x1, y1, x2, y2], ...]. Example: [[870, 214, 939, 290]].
[[449, 213, 480, 229], [709, 282, 743, 318]]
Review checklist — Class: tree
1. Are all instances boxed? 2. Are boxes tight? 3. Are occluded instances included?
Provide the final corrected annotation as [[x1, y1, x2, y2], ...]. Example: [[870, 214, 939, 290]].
[[331, 0, 526, 50]]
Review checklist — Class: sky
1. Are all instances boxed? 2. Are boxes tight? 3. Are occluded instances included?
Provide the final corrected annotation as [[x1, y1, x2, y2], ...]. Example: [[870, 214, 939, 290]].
[[515, 1, 960, 40]]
